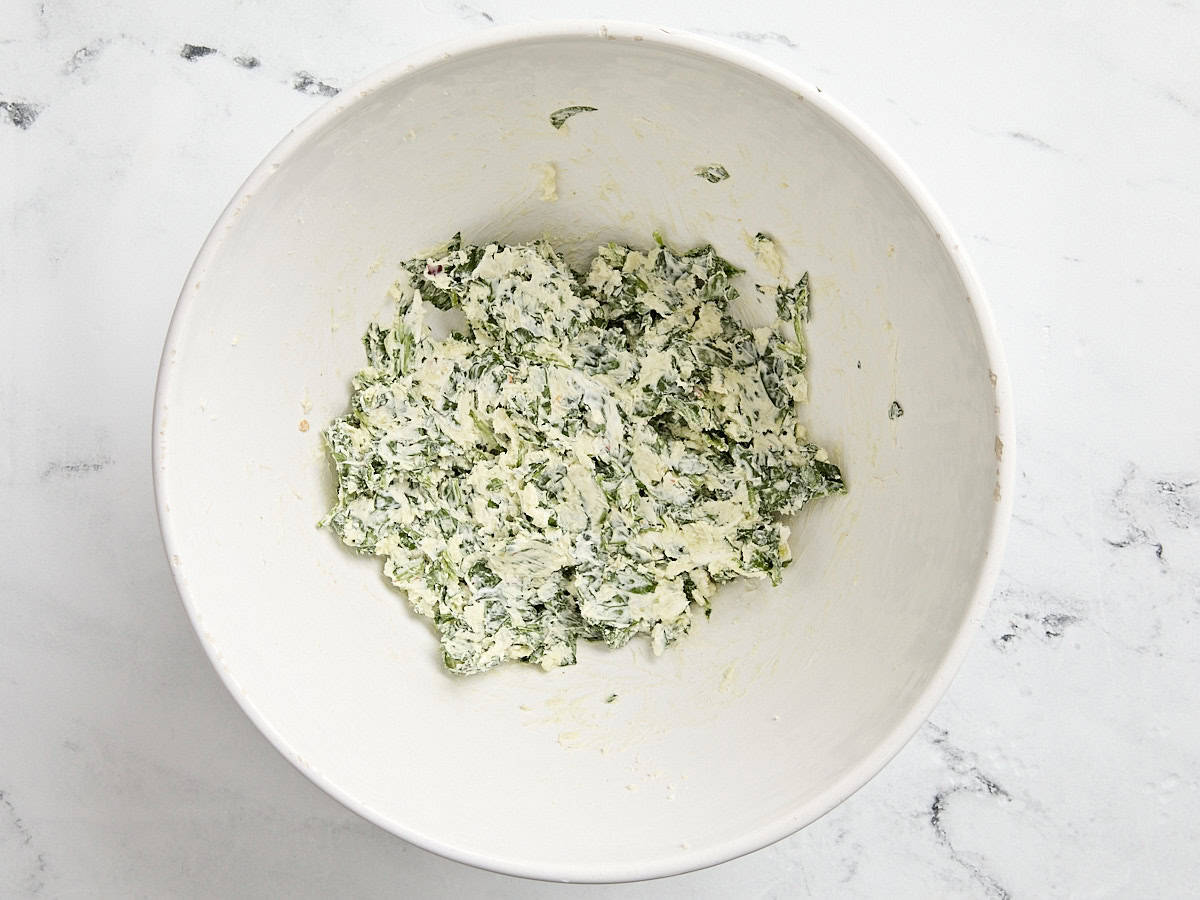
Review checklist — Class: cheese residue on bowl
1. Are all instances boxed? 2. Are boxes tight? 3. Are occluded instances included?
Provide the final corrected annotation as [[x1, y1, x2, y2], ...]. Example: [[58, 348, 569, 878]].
[[321, 234, 845, 675]]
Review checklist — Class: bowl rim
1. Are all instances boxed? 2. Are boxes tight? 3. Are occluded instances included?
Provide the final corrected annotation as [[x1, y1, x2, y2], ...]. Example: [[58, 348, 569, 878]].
[[153, 18, 1015, 885]]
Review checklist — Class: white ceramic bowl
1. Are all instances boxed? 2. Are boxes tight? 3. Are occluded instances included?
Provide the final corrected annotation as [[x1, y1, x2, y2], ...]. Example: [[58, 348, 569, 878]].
[[154, 22, 1012, 883]]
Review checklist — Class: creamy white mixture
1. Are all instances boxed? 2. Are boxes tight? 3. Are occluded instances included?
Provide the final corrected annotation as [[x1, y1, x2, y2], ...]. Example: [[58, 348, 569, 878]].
[[322, 235, 844, 674]]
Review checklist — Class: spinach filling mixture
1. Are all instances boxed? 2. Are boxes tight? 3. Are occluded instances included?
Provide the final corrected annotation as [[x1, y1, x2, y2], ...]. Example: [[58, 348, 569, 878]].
[[322, 234, 845, 674]]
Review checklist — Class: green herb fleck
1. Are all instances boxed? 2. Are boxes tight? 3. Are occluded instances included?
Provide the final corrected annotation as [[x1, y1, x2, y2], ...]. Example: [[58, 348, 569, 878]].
[[606, 693, 618, 703], [695, 164, 731, 183], [889, 400, 904, 419], [550, 105, 597, 129]]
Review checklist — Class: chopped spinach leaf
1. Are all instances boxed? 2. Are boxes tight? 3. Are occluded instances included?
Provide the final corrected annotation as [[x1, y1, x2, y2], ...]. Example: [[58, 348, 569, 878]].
[[550, 105, 597, 129], [695, 164, 731, 183]]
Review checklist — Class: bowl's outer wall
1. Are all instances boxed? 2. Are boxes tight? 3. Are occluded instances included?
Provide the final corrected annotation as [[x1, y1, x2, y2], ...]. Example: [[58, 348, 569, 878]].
[[156, 26, 1010, 882]]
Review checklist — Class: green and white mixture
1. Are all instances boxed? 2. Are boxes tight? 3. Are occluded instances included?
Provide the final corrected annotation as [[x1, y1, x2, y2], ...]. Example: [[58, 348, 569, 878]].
[[322, 235, 845, 674]]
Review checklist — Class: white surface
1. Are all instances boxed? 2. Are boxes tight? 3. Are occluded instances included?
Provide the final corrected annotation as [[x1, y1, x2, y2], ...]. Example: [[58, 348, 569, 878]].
[[154, 23, 1009, 882], [2, 0, 1197, 896]]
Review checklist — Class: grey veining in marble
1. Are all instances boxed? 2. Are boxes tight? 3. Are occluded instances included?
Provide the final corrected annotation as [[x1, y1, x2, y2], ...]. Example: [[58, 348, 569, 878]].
[[3, 0, 1199, 896]]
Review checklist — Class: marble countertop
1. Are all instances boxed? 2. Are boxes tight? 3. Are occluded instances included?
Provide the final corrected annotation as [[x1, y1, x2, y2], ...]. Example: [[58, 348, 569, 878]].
[[4, 0, 1198, 896]]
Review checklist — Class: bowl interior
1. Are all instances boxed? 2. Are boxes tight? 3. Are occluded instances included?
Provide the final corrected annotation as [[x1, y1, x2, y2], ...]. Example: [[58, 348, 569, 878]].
[[156, 27, 1007, 881]]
